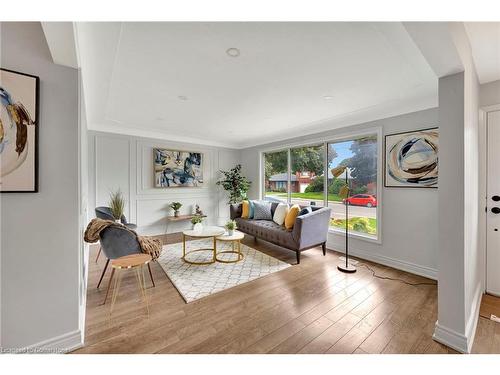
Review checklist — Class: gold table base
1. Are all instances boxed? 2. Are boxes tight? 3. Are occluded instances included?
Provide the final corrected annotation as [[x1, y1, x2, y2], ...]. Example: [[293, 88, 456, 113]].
[[182, 234, 217, 265], [215, 240, 244, 263], [182, 233, 244, 265]]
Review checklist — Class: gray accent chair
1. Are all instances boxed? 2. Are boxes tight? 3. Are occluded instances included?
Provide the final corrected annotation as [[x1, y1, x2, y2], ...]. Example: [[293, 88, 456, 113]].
[[95, 206, 137, 230], [230, 202, 331, 264], [97, 225, 155, 304]]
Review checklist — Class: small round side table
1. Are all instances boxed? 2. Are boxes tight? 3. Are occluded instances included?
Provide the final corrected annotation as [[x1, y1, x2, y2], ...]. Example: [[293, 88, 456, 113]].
[[215, 231, 245, 263], [105, 253, 152, 317], [182, 226, 225, 265]]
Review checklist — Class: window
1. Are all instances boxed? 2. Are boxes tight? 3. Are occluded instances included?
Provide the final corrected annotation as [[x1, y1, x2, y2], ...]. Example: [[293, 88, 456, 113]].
[[290, 144, 325, 207], [264, 150, 288, 203], [328, 135, 378, 238], [261, 131, 380, 241]]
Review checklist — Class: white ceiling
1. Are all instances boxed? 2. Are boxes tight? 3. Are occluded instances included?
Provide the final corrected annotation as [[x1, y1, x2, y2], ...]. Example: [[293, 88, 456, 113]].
[[76, 22, 438, 148], [464, 22, 500, 84]]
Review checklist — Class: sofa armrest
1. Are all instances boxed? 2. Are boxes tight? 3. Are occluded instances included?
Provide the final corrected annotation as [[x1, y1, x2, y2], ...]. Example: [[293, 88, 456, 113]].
[[292, 207, 331, 250], [230, 203, 242, 220]]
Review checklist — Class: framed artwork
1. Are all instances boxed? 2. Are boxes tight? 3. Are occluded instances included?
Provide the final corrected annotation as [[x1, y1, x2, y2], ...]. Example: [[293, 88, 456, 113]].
[[0, 68, 39, 193], [153, 148, 203, 188], [384, 127, 438, 188]]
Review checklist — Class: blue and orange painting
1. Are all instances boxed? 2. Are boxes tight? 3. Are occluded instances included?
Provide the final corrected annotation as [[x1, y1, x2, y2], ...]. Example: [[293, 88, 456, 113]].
[[154, 148, 203, 188]]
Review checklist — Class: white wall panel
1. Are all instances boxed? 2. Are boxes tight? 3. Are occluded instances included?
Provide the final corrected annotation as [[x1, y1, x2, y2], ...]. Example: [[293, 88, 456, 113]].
[[95, 136, 130, 218], [89, 131, 240, 236]]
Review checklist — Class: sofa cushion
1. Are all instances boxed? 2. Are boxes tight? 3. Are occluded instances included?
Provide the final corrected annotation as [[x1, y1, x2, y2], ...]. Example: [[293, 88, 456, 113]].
[[273, 203, 289, 225], [248, 200, 255, 219], [253, 200, 273, 220], [235, 218, 299, 250], [298, 206, 313, 216], [270, 202, 279, 217], [242, 200, 250, 218], [285, 204, 300, 229]]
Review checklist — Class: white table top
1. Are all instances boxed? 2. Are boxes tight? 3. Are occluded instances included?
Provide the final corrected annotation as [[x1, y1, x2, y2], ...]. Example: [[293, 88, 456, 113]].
[[183, 226, 225, 237], [217, 231, 244, 241]]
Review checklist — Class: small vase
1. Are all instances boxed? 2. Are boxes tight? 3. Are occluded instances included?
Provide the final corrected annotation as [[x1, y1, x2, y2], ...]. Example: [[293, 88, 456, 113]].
[[174, 211, 179, 217], [114, 219, 121, 223], [227, 229, 234, 236], [193, 223, 203, 232]]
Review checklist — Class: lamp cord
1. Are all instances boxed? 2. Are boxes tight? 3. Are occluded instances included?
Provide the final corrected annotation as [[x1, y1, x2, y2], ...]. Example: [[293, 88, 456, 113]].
[[359, 263, 437, 286]]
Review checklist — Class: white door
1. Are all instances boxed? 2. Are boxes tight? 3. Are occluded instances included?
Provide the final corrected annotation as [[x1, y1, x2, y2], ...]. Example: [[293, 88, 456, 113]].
[[487, 110, 500, 296]]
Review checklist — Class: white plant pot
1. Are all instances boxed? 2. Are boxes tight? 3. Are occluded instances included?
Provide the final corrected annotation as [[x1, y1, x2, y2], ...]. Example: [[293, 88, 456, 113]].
[[115, 219, 121, 223], [227, 229, 234, 236], [193, 223, 203, 232]]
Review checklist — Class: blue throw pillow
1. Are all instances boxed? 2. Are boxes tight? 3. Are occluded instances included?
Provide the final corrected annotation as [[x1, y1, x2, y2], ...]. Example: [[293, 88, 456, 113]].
[[248, 200, 255, 219], [298, 207, 313, 216]]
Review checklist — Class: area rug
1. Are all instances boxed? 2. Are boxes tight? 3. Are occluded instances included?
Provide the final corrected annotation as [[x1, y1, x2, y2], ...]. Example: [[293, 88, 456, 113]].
[[156, 238, 291, 303]]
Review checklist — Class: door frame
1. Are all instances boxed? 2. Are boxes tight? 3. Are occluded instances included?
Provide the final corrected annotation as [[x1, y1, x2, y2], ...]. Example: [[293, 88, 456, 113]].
[[479, 104, 500, 294]]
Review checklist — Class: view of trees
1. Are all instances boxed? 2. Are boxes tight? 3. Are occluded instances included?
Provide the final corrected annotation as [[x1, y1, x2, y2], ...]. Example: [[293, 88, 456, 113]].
[[337, 136, 377, 187], [265, 144, 337, 180]]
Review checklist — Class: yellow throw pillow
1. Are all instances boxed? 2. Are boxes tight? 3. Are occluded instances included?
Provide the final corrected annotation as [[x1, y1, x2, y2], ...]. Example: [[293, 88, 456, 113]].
[[285, 204, 300, 230], [241, 200, 250, 218]]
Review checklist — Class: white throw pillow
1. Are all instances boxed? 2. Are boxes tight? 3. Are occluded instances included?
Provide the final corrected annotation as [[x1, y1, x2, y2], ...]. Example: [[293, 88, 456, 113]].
[[273, 203, 289, 226]]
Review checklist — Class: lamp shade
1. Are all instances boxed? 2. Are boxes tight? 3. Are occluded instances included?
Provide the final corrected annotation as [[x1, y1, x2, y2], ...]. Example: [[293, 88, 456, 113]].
[[338, 184, 350, 199], [331, 166, 346, 178]]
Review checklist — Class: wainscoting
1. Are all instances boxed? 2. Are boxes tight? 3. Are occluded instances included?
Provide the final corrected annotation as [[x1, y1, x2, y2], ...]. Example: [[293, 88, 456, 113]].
[[88, 131, 241, 235]]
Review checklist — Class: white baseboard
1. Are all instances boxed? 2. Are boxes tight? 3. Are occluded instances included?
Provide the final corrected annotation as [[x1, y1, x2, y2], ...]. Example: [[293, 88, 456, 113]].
[[432, 284, 482, 354], [328, 244, 437, 280], [433, 322, 469, 353], [22, 329, 83, 354]]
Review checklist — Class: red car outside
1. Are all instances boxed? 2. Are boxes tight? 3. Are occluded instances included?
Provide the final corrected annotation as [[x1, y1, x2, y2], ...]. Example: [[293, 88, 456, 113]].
[[343, 194, 377, 207]]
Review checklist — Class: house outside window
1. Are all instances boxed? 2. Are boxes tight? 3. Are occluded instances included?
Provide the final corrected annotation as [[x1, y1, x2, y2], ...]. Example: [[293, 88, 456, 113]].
[[262, 131, 380, 241]]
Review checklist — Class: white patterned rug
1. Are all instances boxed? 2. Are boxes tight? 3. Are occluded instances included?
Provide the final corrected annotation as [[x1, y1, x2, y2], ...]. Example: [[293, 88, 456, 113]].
[[156, 238, 291, 303]]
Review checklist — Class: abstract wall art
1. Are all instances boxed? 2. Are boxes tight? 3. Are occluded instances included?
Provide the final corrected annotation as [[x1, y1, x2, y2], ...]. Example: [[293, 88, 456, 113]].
[[0, 68, 39, 192], [154, 148, 203, 188], [385, 128, 438, 188]]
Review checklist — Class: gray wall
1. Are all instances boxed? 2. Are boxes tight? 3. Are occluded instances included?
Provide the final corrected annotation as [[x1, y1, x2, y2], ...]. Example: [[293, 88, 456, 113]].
[[88, 131, 241, 236], [480, 79, 500, 107], [0, 22, 80, 349], [241, 107, 439, 278]]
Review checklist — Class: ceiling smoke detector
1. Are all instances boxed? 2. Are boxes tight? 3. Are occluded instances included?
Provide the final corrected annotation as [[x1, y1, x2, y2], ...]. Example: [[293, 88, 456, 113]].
[[226, 48, 240, 57]]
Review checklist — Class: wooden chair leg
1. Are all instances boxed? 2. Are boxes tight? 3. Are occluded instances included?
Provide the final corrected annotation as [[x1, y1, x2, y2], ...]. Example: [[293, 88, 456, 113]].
[[95, 246, 102, 263], [97, 258, 110, 289], [322, 242, 326, 256], [147, 262, 155, 287], [102, 268, 115, 305], [296, 251, 301, 265]]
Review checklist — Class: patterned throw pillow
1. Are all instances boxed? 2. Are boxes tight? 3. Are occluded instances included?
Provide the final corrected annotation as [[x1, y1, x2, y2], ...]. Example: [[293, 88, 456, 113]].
[[285, 204, 301, 230], [252, 200, 273, 220], [273, 203, 289, 225]]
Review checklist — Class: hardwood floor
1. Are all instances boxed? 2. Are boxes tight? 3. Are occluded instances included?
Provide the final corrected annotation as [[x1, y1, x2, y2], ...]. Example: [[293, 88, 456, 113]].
[[73, 234, 500, 354]]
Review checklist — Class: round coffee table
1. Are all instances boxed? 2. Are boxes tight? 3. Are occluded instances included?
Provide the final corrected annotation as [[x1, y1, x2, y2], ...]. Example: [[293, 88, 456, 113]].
[[182, 226, 225, 265], [216, 231, 245, 263]]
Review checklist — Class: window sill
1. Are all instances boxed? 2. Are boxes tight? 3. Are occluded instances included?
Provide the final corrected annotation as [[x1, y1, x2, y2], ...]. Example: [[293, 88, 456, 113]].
[[328, 227, 381, 244]]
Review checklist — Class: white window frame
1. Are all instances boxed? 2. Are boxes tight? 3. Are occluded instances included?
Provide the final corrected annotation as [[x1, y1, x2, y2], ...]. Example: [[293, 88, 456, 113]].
[[260, 126, 382, 244]]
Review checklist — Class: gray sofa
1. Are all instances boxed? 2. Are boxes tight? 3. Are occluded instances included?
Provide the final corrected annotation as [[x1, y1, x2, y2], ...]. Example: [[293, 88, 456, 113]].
[[230, 202, 331, 264]]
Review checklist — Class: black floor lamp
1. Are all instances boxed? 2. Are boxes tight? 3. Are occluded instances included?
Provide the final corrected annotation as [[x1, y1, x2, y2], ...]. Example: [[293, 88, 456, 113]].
[[331, 166, 357, 273]]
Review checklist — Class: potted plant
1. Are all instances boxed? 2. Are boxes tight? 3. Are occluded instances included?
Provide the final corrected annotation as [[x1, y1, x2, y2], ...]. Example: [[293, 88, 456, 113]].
[[109, 189, 125, 223], [225, 220, 237, 236], [191, 215, 204, 231], [170, 202, 182, 217], [216, 164, 251, 204]]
